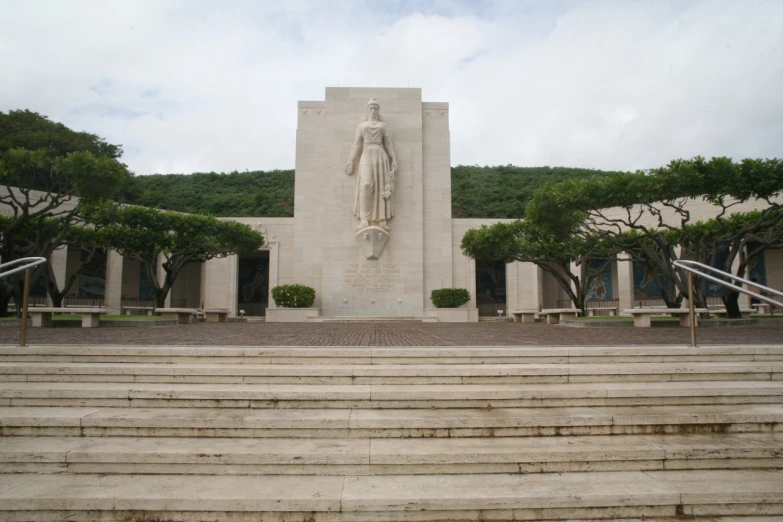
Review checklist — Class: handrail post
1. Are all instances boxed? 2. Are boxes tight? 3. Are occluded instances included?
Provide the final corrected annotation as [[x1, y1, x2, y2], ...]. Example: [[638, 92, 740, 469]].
[[20, 268, 31, 347], [688, 271, 696, 348]]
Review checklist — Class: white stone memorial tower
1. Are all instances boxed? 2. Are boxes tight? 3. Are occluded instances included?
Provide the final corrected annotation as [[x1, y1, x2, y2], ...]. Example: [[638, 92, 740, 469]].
[[292, 87, 453, 317]]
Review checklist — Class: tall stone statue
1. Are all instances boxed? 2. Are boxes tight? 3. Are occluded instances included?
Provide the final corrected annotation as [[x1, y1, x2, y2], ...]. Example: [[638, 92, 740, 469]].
[[345, 98, 398, 229]]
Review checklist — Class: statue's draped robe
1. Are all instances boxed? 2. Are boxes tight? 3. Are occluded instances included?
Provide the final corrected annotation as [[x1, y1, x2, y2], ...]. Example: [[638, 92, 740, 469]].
[[354, 122, 393, 223]]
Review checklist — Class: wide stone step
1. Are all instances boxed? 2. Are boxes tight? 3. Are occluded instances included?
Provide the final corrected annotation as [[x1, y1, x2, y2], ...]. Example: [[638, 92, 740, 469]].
[[2, 433, 781, 475], [1, 470, 782, 520], [318, 316, 428, 322], [1, 361, 780, 385], [2, 344, 782, 365], [2, 381, 782, 409], [2, 404, 781, 438]]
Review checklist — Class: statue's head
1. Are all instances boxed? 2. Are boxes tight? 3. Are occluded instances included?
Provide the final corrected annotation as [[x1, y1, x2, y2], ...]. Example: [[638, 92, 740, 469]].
[[364, 98, 383, 121]]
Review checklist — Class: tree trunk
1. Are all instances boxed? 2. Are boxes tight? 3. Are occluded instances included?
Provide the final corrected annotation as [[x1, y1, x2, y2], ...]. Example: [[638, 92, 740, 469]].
[[662, 291, 682, 309], [50, 292, 64, 308], [575, 292, 587, 318], [154, 292, 167, 309], [722, 290, 742, 318], [0, 284, 11, 318], [44, 266, 63, 308], [153, 274, 173, 309]]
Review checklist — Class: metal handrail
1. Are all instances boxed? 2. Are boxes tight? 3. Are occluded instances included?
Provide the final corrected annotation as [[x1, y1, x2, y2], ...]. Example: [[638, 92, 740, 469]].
[[0, 257, 48, 347], [0, 257, 47, 279], [673, 260, 783, 308], [673, 259, 782, 348]]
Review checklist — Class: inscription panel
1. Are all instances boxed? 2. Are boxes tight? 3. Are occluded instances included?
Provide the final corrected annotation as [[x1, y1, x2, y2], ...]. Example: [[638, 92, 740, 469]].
[[344, 263, 401, 292]]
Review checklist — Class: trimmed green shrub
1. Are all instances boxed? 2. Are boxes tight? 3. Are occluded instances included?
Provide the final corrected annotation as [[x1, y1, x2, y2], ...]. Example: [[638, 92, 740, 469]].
[[271, 284, 316, 308], [431, 288, 471, 308]]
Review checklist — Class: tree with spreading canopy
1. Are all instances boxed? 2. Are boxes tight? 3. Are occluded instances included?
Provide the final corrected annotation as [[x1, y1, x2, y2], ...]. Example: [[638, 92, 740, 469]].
[[524, 157, 783, 317], [0, 213, 109, 308], [100, 206, 265, 307], [461, 220, 620, 316], [0, 110, 132, 315]]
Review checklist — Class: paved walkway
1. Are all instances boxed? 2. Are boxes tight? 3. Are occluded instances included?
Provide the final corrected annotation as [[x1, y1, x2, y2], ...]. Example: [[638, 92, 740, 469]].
[[1, 320, 782, 346]]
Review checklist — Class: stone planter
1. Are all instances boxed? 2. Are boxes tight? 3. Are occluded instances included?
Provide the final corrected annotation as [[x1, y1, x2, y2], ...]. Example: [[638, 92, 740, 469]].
[[265, 308, 321, 323], [424, 308, 479, 323]]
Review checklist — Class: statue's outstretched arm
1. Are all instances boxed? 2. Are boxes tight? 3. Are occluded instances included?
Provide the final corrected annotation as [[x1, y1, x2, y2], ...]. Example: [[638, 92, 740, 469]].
[[345, 125, 363, 176]]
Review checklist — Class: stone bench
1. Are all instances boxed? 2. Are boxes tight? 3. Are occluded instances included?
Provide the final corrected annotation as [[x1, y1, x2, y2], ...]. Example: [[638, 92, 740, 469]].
[[622, 308, 708, 328], [709, 308, 755, 319], [29, 307, 110, 328], [540, 308, 580, 324], [123, 306, 154, 316], [753, 303, 772, 316], [586, 307, 619, 317], [201, 309, 229, 323], [156, 308, 200, 325], [752, 303, 781, 316], [511, 309, 539, 323]]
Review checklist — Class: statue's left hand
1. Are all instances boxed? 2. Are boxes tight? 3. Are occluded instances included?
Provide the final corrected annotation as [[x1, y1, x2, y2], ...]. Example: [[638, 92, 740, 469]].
[[391, 160, 397, 173]]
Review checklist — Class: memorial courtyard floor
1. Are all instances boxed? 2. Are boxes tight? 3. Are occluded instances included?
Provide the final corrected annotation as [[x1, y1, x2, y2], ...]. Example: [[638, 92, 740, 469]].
[[1, 319, 782, 346]]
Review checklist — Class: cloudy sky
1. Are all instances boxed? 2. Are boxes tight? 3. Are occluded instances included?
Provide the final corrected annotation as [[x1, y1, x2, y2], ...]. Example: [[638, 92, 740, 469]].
[[1, 0, 781, 175]]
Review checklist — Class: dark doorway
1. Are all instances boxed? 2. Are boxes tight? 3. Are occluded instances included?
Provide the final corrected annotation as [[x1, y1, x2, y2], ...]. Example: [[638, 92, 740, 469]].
[[476, 259, 507, 317], [238, 252, 270, 317]]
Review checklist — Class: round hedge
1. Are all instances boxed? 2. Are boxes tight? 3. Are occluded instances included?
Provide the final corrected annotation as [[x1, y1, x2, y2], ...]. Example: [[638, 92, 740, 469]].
[[271, 284, 316, 308], [430, 288, 471, 308]]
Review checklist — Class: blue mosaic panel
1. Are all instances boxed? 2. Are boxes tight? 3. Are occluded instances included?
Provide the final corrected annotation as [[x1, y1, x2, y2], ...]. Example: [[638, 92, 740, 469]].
[[633, 261, 671, 299], [586, 260, 613, 301], [138, 263, 156, 300]]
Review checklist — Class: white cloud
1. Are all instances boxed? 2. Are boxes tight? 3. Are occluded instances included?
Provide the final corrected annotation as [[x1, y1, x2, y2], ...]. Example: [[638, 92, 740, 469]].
[[1, 0, 781, 174]]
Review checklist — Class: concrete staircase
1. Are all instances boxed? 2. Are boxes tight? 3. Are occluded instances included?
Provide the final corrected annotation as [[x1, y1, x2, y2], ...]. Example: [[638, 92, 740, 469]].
[[0, 343, 782, 521]]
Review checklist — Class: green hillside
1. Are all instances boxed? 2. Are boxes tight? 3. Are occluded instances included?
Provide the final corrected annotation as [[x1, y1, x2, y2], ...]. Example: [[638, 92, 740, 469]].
[[450, 165, 619, 218], [126, 165, 618, 219], [127, 170, 295, 217]]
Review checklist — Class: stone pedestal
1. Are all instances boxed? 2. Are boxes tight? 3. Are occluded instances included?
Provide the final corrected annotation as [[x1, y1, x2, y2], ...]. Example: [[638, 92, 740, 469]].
[[424, 308, 479, 323], [266, 308, 321, 323]]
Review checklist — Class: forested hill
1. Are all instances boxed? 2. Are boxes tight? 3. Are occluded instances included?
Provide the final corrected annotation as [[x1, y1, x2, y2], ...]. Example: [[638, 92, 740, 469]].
[[450, 165, 619, 218], [126, 165, 619, 219], [126, 170, 296, 217]]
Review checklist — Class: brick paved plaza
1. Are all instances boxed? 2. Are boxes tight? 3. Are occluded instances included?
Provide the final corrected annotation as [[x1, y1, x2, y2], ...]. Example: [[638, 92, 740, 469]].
[[2, 320, 782, 346]]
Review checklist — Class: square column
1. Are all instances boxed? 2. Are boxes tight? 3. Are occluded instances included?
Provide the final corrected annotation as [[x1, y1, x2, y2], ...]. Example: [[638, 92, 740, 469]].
[[267, 242, 279, 310], [156, 255, 171, 308], [616, 253, 635, 311], [466, 257, 477, 309], [104, 250, 124, 313], [49, 246, 68, 306], [513, 262, 543, 311], [202, 255, 239, 315]]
